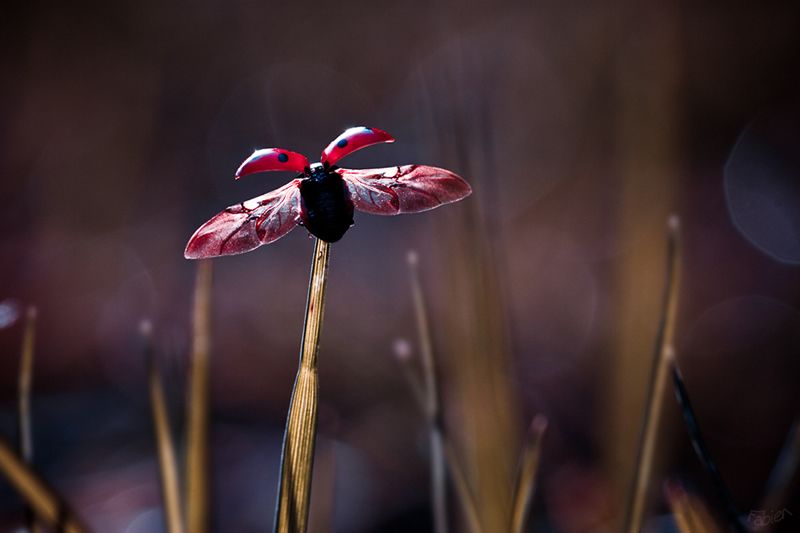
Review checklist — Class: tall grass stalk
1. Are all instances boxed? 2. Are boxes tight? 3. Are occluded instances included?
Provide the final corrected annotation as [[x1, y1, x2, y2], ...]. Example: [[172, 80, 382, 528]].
[[670, 352, 746, 533], [509, 415, 547, 533], [0, 309, 88, 533], [17, 307, 35, 467], [442, 441, 484, 533], [0, 436, 90, 533], [186, 259, 213, 533], [754, 417, 800, 532], [143, 320, 185, 533], [408, 251, 448, 533], [664, 479, 721, 533], [394, 347, 483, 533], [17, 306, 40, 533], [396, 252, 484, 533], [623, 215, 681, 533], [275, 238, 330, 533]]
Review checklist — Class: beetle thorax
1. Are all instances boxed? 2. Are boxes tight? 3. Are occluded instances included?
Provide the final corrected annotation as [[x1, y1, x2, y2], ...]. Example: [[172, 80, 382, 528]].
[[307, 162, 325, 176]]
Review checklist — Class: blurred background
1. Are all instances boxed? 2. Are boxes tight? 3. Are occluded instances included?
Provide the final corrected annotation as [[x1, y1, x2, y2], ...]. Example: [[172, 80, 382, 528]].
[[1, 0, 799, 531]]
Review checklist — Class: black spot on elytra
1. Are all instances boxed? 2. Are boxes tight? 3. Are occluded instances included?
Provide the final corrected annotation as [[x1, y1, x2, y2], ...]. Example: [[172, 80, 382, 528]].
[[278, 152, 289, 163], [337, 139, 348, 149]]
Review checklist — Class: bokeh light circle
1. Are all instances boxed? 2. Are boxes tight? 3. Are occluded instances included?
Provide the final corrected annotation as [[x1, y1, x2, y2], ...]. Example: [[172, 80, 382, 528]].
[[724, 105, 800, 264]]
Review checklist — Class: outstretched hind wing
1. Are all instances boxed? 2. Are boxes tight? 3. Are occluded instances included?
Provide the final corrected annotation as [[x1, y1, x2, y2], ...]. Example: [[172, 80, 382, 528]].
[[185, 179, 303, 258], [339, 165, 471, 215]]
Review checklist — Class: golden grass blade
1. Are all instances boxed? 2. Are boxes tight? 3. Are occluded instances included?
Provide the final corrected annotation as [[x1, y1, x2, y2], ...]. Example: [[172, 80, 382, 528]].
[[275, 238, 330, 533], [606, 9, 681, 517], [623, 216, 681, 533], [0, 434, 90, 533], [17, 307, 36, 462], [408, 251, 448, 533], [443, 184, 518, 531], [186, 259, 213, 533], [307, 440, 336, 533], [664, 480, 721, 533], [18, 306, 41, 533], [753, 417, 800, 532], [510, 415, 547, 533], [443, 440, 483, 533], [142, 320, 185, 533]]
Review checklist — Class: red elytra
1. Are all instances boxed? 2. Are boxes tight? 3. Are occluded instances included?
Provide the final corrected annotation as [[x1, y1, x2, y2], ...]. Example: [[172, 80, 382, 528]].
[[185, 126, 471, 258], [320, 126, 395, 167], [235, 148, 310, 177]]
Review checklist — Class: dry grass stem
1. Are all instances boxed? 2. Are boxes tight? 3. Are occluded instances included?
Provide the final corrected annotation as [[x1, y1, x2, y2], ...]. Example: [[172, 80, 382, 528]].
[[307, 440, 336, 533], [275, 238, 330, 533], [0, 434, 89, 533], [665, 480, 721, 533], [396, 346, 483, 533], [510, 415, 547, 533], [393, 338, 427, 410], [670, 352, 746, 533], [408, 251, 448, 533], [18, 306, 41, 533], [17, 307, 36, 462], [143, 320, 185, 533], [186, 259, 213, 533], [443, 440, 484, 533], [624, 215, 682, 533], [753, 417, 800, 532]]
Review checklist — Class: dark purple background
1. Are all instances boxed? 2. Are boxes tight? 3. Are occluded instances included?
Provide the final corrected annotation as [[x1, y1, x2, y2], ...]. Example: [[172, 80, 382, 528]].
[[1, 0, 799, 531]]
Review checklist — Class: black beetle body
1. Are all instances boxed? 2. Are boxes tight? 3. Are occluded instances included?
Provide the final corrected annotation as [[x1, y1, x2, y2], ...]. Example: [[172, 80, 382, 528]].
[[298, 163, 354, 243]]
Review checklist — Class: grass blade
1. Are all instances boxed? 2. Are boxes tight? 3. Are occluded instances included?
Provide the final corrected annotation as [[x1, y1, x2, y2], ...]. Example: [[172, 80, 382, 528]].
[[664, 479, 721, 533], [670, 352, 746, 533], [408, 251, 448, 533], [17, 307, 36, 463], [753, 417, 800, 532], [275, 238, 330, 533], [399, 251, 486, 533], [186, 259, 213, 533], [0, 433, 90, 533], [307, 440, 336, 533], [393, 338, 426, 410], [143, 320, 185, 533], [623, 215, 682, 533], [394, 340, 483, 533], [443, 440, 483, 533], [510, 415, 547, 533], [18, 306, 41, 533]]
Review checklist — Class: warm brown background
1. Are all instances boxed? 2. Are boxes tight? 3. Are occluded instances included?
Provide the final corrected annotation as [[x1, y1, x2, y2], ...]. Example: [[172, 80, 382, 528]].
[[1, 0, 799, 531]]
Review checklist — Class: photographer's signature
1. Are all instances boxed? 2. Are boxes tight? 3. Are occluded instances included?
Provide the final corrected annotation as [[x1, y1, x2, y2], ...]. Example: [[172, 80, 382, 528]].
[[748, 508, 792, 527]]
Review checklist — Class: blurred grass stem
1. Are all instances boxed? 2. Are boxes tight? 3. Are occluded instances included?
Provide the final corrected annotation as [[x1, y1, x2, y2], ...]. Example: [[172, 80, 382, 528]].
[[18, 307, 40, 533], [670, 353, 746, 533], [275, 238, 330, 533], [143, 320, 185, 533], [623, 216, 681, 533], [444, 442, 483, 533], [510, 415, 547, 533], [0, 436, 89, 533], [186, 259, 212, 533], [408, 251, 449, 533], [395, 359, 483, 533], [17, 307, 35, 465], [665, 479, 721, 533], [397, 254, 482, 533], [0, 306, 87, 531], [754, 417, 800, 532]]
